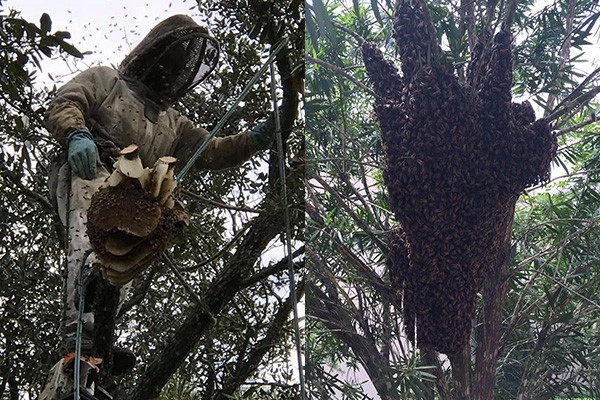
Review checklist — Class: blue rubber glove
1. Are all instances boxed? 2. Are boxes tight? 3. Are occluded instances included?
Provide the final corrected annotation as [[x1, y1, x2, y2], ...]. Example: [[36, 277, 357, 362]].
[[249, 114, 277, 150], [67, 128, 99, 180]]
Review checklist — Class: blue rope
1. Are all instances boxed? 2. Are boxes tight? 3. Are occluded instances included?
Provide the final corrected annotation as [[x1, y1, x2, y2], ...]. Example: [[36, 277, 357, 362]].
[[176, 37, 289, 182], [269, 57, 305, 399], [74, 249, 93, 400]]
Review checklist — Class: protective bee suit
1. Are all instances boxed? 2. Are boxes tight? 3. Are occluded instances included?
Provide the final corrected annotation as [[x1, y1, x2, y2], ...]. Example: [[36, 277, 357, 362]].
[[40, 14, 273, 399]]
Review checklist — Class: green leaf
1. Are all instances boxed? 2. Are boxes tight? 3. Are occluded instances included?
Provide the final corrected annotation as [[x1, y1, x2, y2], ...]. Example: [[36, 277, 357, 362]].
[[306, 7, 320, 53], [40, 13, 51, 33], [59, 40, 83, 58], [24, 21, 39, 39], [53, 30, 71, 40], [353, 0, 361, 17], [38, 45, 52, 57], [371, 0, 384, 25], [313, 0, 336, 46]]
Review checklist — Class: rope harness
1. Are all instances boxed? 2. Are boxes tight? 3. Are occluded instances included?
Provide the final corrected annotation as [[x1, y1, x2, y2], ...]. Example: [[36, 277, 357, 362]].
[[71, 36, 305, 399]]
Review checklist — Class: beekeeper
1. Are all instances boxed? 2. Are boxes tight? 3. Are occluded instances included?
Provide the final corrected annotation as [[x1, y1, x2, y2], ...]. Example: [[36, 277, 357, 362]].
[[41, 14, 275, 397]]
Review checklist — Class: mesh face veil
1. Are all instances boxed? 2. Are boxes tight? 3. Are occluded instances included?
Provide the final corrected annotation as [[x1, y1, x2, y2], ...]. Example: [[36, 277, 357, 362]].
[[119, 15, 220, 107], [140, 32, 219, 104]]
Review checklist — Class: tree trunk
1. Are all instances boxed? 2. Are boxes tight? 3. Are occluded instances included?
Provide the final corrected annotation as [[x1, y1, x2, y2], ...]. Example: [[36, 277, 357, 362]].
[[473, 202, 515, 399], [449, 345, 471, 400], [421, 348, 451, 400], [94, 279, 121, 388]]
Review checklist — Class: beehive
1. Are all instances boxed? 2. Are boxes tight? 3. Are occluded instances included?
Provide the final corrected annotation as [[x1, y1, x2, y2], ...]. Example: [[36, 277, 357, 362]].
[[87, 146, 188, 285], [365, 0, 556, 354]]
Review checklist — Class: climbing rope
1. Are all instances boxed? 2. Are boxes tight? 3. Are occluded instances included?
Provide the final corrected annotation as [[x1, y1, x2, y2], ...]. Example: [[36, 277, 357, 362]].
[[176, 36, 289, 182], [269, 59, 306, 399], [74, 249, 93, 400]]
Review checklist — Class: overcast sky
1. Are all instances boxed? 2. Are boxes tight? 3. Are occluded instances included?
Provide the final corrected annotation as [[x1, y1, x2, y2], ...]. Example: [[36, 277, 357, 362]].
[[4, 0, 203, 87]]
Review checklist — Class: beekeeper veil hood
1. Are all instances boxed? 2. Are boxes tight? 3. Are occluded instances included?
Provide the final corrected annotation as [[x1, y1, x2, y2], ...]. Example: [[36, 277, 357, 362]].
[[119, 14, 219, 108]]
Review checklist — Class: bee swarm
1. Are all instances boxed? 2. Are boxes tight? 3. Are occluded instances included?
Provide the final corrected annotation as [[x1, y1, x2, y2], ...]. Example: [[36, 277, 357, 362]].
[[364, 0, 557, 355]]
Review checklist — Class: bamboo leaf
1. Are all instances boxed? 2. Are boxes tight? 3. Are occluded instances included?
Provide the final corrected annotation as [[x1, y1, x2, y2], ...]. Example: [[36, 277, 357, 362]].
[[371, 0, 384, 25], [306, 7, 320, 53]]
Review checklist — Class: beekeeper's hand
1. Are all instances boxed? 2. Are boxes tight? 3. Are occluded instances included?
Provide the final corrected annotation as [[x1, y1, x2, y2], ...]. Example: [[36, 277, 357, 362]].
[[67, 128, 99, 180]]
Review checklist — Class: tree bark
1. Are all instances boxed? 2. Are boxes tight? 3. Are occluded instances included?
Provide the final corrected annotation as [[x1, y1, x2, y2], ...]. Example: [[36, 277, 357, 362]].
[[473, 202, 515, 399], [449, 345, 471, 400], [421, 349, 451, 400]]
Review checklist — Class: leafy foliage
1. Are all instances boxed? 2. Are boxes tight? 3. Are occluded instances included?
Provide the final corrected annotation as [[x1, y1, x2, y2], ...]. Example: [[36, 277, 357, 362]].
[[0, 1, 304, 398], [0, 8, 84, 398]]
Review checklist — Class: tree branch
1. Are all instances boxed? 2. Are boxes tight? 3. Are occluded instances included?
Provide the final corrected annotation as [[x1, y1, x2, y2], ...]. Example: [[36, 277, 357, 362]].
[[181, 189, 260, 213], [421, 349, 451, 400], [555, 116, 599, 137], [117, 264, 162, 319], [240, 247, 305, 289], [307, 166, 387, 253], [305, 54, 380, 100], [309, 282, 400, 400], [130, 165, 303, 400], [214, 280, 305, 400], [545, 86, 600, 124], [0, 168, 53, 211]]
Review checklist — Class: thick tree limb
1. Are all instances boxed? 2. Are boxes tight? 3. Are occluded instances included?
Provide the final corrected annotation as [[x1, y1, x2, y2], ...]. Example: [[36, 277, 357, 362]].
[[473, 202, 515, 399], [449, 345, 471, 400], [421, 349, 451, 400], [459, 0, 477, 53]]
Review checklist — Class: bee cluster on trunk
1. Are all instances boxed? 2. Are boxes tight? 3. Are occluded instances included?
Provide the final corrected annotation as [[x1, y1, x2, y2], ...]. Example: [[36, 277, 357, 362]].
[[364, 0, 557, 355]]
